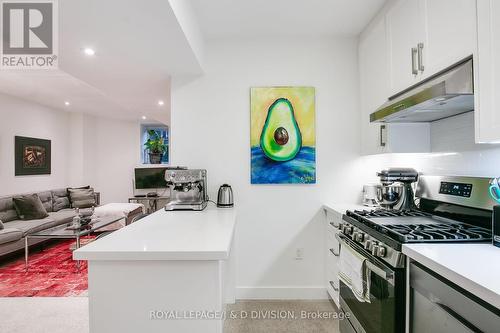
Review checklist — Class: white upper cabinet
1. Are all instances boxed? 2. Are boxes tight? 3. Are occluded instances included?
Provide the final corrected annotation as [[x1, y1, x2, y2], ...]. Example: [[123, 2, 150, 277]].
[[359, 0, 500, 149], [422, 0, 477, 78], [476, 0, 500, 142], [359, 18, 390, 154], [359, 16, 430, 155], [386, 0, 476, 95], [386, 0, 424, 94]]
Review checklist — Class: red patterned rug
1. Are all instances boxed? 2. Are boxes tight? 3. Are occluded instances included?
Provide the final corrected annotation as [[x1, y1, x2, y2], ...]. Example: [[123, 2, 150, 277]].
[[0, 239, 90, 297]]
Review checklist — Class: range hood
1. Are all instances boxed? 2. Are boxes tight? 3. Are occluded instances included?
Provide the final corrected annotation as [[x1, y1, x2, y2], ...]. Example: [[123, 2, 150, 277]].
[[370, 58, 474, 123]]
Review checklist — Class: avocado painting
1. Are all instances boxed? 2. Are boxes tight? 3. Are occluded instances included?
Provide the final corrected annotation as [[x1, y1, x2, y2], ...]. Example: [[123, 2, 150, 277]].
[[251, 87, 316, 184]]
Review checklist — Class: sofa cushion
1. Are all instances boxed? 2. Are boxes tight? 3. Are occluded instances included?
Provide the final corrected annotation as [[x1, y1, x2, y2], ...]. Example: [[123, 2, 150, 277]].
[[52, 188, 70, 212], [5, 217, 56, 236], [37, 191, 53, 213], [0, 228, 23, 245], [13, 194, 49, 220], [68, 188, 96, 208], [0, 196, 18, 222], [67, 186, 90, 205], [48, 211, 76, 226]]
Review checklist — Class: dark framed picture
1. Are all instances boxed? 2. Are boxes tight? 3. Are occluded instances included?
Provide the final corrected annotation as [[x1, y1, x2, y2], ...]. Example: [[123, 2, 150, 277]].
[[15, 136, 51, 176]]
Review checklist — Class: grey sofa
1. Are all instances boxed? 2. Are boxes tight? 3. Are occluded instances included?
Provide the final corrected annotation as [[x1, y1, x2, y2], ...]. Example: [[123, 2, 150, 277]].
[[0, 189, 101, 257]]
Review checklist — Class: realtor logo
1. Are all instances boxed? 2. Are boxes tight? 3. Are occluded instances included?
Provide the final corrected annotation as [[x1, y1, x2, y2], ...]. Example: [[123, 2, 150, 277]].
[[1, 0, 58, 69]]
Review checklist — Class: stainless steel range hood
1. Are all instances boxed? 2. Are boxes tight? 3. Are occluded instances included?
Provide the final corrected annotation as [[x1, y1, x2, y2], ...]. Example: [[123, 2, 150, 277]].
[[370, 58, 474, 123]]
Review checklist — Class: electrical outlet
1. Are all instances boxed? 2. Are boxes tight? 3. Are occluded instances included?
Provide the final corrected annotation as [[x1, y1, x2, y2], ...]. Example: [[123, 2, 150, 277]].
[[295, 248, 304, 260]]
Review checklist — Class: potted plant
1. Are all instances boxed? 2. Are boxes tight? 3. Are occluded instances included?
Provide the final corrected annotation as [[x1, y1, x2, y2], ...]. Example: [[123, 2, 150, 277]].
[[144, 130, 167, 164]]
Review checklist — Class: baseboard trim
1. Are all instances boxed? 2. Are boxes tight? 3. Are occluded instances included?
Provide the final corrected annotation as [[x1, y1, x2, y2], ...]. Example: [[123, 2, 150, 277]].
[[236, 286, 328, 300]]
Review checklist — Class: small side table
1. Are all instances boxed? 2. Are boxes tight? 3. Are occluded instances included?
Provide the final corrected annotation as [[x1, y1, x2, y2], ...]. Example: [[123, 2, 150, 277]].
[[128, 196, 169, 214]]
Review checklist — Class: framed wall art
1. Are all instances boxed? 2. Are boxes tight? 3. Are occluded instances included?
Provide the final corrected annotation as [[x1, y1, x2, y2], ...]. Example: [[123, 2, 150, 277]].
[[250, 86, 316, 184], [15, 136, 51, 176]]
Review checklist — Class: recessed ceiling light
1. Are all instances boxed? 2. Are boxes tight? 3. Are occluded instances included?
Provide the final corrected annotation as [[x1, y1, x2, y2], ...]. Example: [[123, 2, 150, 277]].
[[158, 100, 164, 106], [83, 48, 95, 56], [64, 101, 70, 106], [142, 116, 147, 120]]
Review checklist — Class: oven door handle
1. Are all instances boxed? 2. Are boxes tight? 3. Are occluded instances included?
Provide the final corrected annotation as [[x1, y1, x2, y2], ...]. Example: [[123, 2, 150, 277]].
[[336, 234, 395, 285], [366, 261, 394, 285]]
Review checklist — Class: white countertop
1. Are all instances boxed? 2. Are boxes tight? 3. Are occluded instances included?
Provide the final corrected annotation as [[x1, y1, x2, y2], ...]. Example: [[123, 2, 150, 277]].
[[74, 205, 237, 261], [403, 243, 500, 309]]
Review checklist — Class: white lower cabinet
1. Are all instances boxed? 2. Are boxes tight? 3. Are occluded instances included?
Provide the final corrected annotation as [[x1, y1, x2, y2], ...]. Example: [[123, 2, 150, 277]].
[[325, 209, 342, 307]]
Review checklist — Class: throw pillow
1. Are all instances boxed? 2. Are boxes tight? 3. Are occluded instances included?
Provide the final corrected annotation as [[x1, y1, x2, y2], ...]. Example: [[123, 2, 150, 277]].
[[0, 219, 4, 230], [12, 194, 49, 220], [67, 186, 90, 204], [68, 188, 96, 209]]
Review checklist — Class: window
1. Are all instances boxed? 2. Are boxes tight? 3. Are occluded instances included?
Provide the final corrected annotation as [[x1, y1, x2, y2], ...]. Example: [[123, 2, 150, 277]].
[[141, 125, 169, 164]]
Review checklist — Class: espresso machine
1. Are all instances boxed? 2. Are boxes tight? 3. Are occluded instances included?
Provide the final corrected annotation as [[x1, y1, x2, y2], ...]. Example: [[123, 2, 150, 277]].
[[164, 169, 208, 211], [376, 168, 419, 210]]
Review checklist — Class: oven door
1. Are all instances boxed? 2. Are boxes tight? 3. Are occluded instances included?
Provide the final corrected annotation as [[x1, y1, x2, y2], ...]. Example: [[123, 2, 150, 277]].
[[337, 234, 405, 333]]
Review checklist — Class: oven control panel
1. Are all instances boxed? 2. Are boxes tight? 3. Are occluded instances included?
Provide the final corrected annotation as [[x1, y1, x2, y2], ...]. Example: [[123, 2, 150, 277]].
[[439, 182, 472, 198]]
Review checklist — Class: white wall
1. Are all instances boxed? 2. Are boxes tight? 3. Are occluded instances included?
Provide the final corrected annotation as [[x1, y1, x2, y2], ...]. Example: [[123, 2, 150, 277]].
[[171, 38, 362, 298], [0, 92, 141, 203], [0, 94, 71, 195], [81, 114, 140, 204]]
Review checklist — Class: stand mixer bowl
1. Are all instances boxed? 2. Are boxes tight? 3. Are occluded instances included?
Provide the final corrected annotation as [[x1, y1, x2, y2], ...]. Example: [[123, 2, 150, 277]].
[[376, 183, 403, 208]]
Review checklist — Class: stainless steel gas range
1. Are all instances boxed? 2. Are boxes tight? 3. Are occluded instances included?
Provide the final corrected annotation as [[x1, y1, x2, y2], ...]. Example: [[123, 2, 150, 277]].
[[338, 175, 495, 333]]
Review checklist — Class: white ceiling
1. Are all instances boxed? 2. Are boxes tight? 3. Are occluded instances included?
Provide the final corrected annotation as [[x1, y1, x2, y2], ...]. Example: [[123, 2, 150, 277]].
[[0, 0, 386, 121], [189, 0, 387, 39], [0, 0, 204, 122]]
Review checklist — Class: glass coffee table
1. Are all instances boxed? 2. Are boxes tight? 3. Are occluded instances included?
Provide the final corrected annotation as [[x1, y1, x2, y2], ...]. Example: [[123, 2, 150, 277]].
[[24, 215, 125, 271]]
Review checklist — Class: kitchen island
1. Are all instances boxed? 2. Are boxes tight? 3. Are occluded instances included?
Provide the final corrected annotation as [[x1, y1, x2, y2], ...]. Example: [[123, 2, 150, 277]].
[[74, 206, 237, 333]]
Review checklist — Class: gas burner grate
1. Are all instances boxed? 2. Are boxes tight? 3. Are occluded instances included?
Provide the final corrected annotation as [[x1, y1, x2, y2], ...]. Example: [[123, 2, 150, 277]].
[[384, 223, 491, 242], [352, 209, 431, 218], [346, 209, 492, 243]]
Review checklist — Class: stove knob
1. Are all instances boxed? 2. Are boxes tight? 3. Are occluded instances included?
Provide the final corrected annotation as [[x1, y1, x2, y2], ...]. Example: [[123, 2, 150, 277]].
[[372, 244, 380, 257], [364, 240, 373, 251], [377, 245, 387, 258], [346, 226, 353, 235], [356, 232, 365, 242]]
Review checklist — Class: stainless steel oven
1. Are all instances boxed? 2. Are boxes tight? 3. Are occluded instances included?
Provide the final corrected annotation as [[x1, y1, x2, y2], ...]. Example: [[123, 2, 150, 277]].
[[337, 234, 405, 333]]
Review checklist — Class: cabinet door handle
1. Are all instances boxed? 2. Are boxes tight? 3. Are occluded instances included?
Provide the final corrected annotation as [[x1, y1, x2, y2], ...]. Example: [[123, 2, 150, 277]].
[[329, 248, 340, 257], [380, 125, 386, 147], [434, 302, 483, 333], [411, 47, 418, 75], [329, 281, 339, 292], [417, 42, 424, 72]]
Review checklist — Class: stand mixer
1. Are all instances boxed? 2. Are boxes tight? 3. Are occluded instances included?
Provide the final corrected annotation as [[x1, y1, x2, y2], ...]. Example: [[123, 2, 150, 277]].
[[377, 168, 419, 210]]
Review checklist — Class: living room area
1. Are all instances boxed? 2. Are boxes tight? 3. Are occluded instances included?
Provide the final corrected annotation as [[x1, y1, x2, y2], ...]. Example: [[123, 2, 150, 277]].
[[0, 87, 172, 291], [0, 0, 193, 330]]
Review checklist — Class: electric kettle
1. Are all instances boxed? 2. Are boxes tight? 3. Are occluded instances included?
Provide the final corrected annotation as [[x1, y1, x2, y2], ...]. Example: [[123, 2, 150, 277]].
[[217, 184, 234, 208]]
